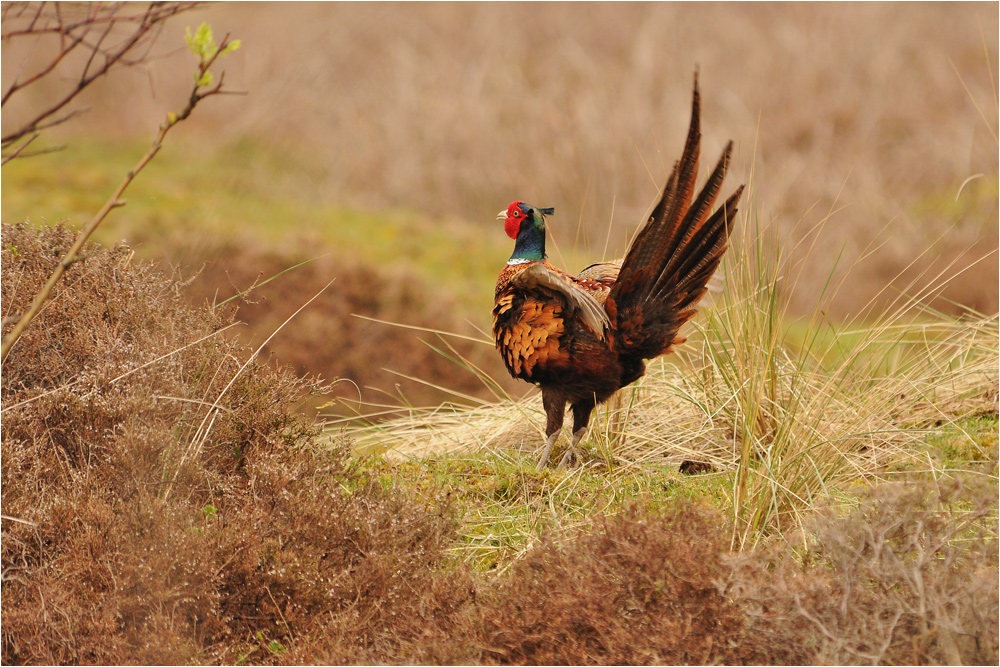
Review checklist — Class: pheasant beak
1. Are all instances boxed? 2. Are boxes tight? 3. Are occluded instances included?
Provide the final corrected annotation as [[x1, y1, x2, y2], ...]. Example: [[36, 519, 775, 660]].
[[497, 210, 508, 220]]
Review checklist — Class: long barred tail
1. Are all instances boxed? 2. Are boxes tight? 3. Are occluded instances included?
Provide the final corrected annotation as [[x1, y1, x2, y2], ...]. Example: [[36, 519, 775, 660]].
[[606, 74, 743, 363]]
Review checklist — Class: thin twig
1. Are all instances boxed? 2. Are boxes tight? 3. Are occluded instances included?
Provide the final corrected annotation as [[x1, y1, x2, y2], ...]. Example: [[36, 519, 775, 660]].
[[0, 132, 39, 166]]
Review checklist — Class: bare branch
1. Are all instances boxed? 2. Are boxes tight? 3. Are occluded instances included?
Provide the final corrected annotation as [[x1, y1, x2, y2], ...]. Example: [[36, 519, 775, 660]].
[[1, 29, 88, 106], [1, 2, 203, 152], [79, 9, 115, 83], [1, 2, 201, 39], [29, 106, 91, 133], [0, 132, 40, 166], [9, 145, 68, 160]]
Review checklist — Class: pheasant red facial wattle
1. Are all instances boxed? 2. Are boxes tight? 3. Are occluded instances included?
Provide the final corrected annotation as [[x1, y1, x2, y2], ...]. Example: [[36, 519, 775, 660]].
[[502, 201, 526, 239], [491, 74, 744, 470]]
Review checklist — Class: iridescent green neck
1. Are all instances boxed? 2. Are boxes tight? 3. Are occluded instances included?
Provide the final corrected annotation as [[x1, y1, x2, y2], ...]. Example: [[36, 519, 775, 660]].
[[509, 211, 546, 264]]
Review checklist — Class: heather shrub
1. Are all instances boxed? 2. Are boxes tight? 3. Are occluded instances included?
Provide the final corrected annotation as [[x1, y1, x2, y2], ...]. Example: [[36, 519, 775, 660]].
[[465, 502, 782, 666], [730, 479, 1000, 666], [208, 441, 475, 666], [0, 223, 472, 664]]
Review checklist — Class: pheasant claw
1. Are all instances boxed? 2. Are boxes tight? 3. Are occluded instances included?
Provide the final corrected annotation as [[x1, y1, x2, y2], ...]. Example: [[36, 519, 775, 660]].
[[556, 427, 587, 469]]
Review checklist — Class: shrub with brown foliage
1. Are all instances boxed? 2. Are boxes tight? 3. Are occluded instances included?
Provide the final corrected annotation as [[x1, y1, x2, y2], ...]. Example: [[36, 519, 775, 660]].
[[464, 503, 780, 666], [0, 223, 472, 664], [730, 480, 999, 666]]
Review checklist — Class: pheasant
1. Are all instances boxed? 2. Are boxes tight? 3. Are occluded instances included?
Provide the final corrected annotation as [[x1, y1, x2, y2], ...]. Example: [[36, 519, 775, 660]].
[[493, 76, 743, 469]]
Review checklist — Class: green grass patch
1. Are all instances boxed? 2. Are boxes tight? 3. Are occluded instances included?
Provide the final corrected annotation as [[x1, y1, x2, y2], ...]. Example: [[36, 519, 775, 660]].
[[2, 138, 508, 314], [368, 450, 731, 571], [926, 414, 999, 468]]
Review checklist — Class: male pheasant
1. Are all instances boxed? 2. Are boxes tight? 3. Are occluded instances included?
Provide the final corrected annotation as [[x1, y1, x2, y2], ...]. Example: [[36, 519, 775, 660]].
[[493, 76, 743, 469]]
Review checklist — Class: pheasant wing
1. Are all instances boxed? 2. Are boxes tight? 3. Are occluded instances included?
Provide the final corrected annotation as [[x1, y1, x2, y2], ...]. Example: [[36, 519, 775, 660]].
[[511, 263, 610, 339]]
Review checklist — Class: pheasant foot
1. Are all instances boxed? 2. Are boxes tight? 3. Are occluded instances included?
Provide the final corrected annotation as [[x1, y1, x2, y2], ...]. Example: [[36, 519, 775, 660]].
[[535, 431, 561, 471], [557, 427, 587, 469]]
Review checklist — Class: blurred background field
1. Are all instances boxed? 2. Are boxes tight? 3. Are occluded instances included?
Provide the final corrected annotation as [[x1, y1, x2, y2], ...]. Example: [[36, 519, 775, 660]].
[[3, 1, 997, 411]]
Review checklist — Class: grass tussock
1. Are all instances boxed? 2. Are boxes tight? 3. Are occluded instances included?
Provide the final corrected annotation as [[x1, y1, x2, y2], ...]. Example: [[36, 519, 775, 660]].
[[689, 216, 999, 544]]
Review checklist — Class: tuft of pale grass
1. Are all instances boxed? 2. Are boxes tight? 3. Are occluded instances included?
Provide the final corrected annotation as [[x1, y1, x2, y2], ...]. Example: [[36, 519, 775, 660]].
[[689, 207, 998, 546]]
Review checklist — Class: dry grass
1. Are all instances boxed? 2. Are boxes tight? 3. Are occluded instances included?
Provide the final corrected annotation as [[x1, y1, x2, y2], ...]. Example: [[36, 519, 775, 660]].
[[688, 204, 999, 544]]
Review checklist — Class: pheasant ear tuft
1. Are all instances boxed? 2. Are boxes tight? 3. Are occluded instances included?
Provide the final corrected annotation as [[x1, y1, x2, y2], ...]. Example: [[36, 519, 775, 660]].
[[538, 207, 555, 216]]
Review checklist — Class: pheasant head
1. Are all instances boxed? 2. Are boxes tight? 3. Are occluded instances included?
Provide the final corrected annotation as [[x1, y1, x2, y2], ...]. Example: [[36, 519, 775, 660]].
[[497, 201, 554, 264]]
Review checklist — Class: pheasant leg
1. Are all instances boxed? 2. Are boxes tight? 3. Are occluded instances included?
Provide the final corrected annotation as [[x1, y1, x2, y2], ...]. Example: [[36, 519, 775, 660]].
[[535, 431, 561, 471]]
